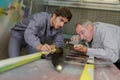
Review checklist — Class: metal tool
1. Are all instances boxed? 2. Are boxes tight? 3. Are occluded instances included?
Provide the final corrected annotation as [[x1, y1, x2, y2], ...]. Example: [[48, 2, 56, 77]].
[[51, 39, 89, 72]]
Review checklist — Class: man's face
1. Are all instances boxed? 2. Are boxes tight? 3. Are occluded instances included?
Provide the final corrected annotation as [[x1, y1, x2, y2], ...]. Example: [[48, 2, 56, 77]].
[[52, 14, 68, 29], [75, 24, 93, 42]]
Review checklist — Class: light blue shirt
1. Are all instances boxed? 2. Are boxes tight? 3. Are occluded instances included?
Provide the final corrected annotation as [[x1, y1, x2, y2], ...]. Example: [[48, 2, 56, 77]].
[[87, 22, 120, 62]]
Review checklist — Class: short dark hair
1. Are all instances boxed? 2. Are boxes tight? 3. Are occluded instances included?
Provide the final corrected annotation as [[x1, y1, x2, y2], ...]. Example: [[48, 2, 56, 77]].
[[53, 7, 72, 22]]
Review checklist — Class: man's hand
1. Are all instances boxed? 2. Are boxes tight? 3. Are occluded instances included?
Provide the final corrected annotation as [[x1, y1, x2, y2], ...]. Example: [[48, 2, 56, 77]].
[[71, 44, 87, 54], [36, 44, 56, 52]]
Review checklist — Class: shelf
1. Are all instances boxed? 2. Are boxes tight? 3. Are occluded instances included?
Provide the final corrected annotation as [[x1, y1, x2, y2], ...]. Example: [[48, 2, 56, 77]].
[[43, 0, 120, 11]]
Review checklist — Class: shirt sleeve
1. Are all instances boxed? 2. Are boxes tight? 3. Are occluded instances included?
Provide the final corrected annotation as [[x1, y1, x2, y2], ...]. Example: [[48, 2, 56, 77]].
[[87, 27, 119, 62], [24, 13, 43, 48], [52, 30, 64, 48]]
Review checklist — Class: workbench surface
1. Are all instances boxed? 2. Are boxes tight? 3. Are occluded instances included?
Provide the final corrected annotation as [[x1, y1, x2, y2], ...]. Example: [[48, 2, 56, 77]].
[[0, 59, 120, 80]]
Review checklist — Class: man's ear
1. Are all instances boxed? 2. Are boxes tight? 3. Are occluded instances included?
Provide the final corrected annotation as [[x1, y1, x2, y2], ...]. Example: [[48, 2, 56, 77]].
[[52, 13, 56, 18]]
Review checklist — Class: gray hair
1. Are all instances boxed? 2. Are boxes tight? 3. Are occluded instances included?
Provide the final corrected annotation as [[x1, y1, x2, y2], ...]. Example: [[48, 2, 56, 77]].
[[75, 20, 93, 28]]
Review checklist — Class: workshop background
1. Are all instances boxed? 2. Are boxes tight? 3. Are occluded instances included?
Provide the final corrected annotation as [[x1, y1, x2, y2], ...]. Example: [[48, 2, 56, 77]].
[[0, 0, 120, 59]]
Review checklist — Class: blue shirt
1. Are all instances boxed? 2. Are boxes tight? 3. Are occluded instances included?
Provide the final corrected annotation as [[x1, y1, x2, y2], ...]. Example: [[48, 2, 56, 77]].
[[12, 12, 64, 48], [87, 22, 120, 62]]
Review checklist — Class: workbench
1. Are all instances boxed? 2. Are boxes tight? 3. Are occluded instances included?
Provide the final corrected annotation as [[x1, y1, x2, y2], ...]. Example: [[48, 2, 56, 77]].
[[0, 59, 120, 80]]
